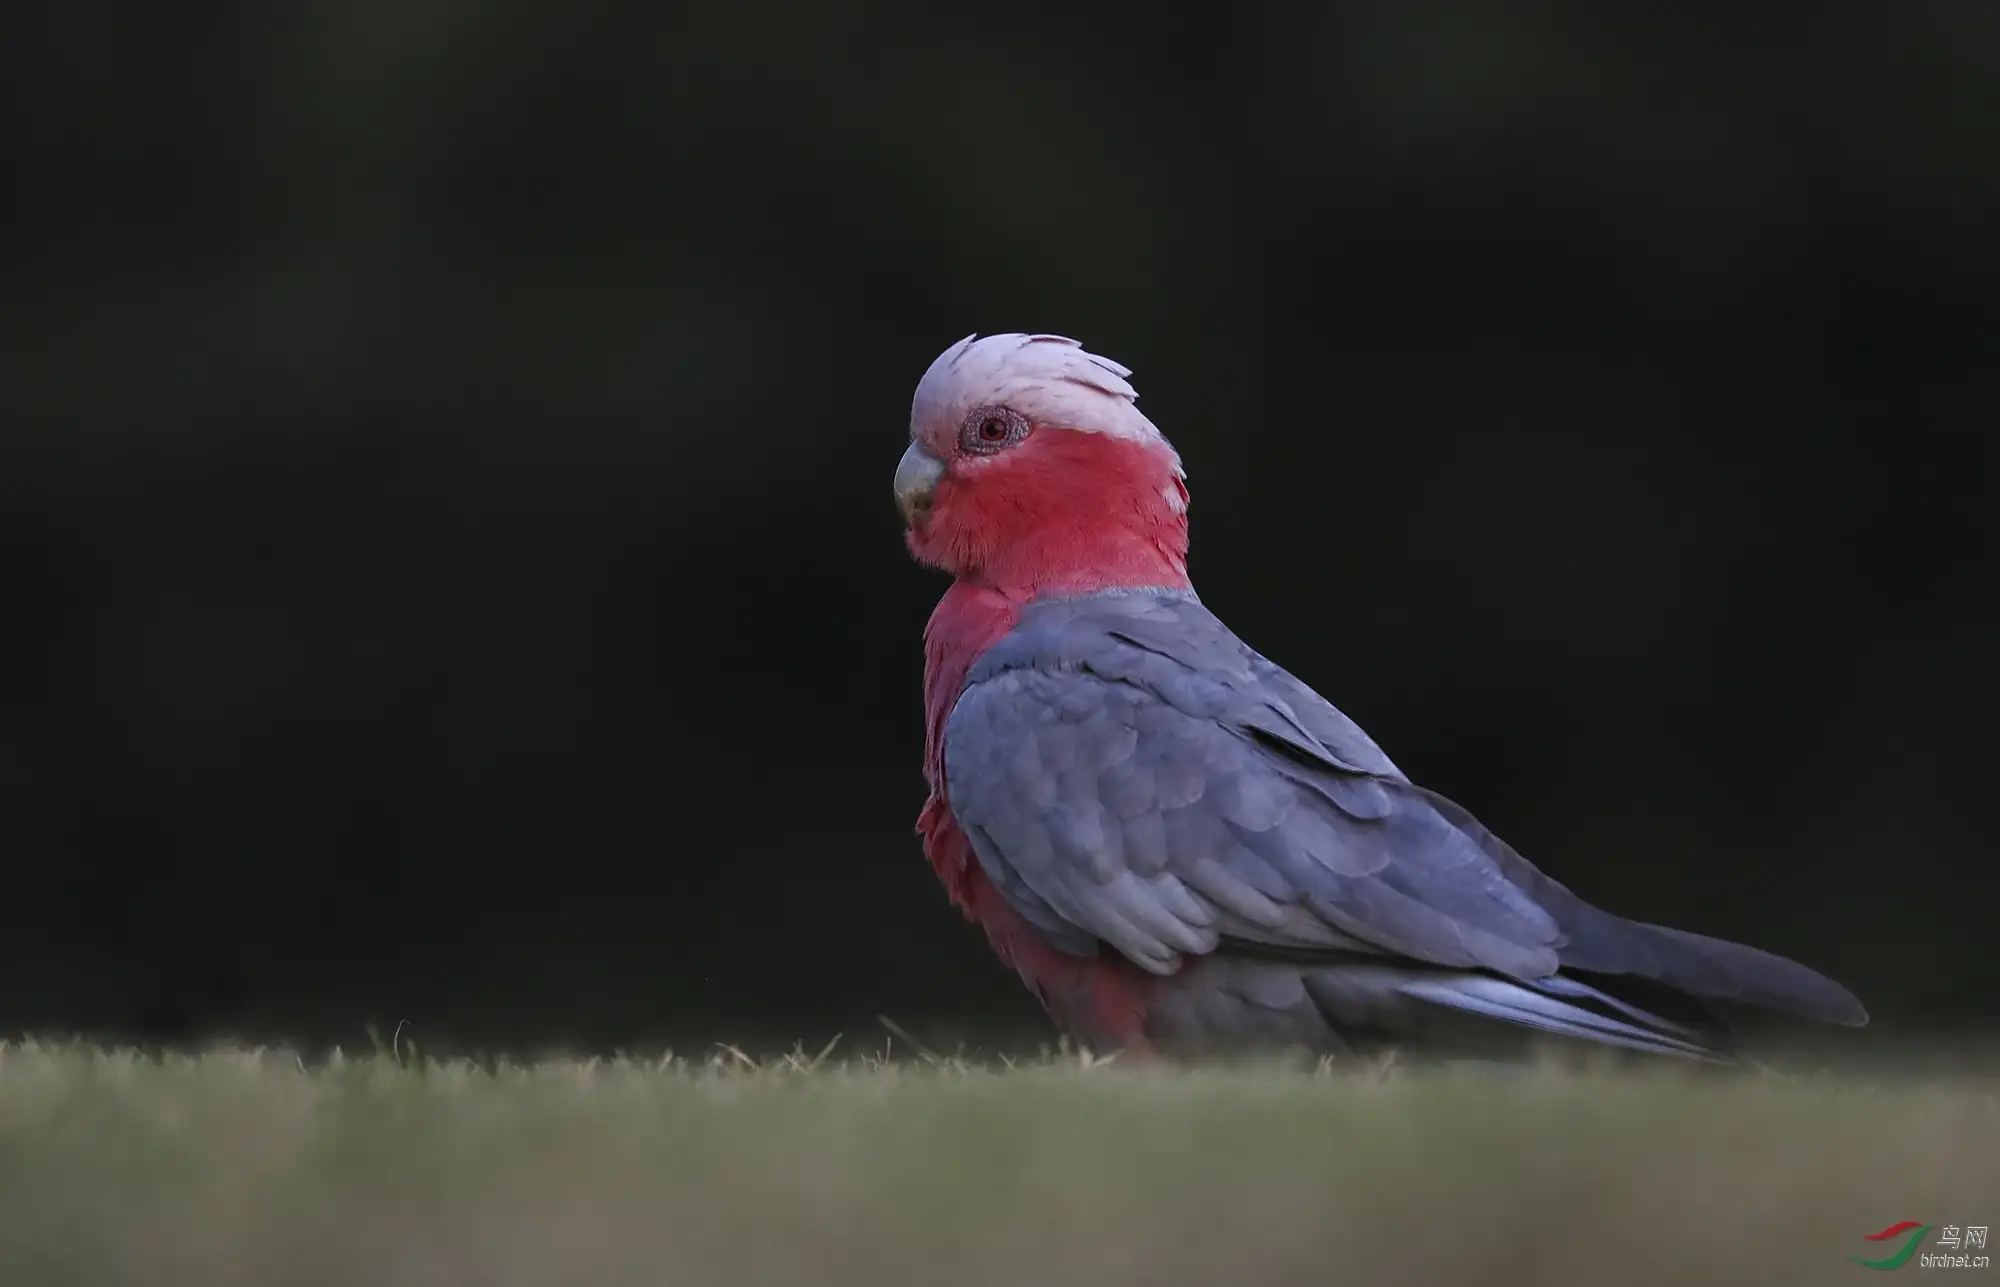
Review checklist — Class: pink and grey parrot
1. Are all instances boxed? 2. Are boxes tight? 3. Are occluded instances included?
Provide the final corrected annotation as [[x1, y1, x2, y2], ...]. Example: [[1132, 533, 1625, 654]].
[[896, 332, 1867, 1061]]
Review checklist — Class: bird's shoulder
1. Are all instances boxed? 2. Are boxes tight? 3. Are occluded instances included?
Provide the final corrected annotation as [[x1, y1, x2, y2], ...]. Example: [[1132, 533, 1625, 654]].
[[958, 587, 1403, 783], [941, 587, 1562, 978]]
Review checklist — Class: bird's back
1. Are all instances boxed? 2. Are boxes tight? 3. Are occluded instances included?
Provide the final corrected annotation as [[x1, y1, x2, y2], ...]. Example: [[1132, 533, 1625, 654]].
[[933, 587, 1865, 1059]]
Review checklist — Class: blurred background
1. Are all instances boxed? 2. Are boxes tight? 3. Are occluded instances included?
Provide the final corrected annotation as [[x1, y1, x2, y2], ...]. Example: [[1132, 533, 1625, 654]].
[[1, 1, 1992, 1055]]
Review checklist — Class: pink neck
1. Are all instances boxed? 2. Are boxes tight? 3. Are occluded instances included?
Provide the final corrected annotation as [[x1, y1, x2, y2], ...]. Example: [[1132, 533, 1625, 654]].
[[920, 583, 1016, 789], [921, 538, 1186, 772], [971, 524, 1190, 601]]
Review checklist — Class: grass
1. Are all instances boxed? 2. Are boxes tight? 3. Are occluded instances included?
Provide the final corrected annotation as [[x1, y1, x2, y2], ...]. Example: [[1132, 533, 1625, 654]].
[[0, 1038, 1996, 1287]]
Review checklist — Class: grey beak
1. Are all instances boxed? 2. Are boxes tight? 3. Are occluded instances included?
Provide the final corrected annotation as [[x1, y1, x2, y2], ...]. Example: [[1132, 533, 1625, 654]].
[[894, 441, 945, 526]]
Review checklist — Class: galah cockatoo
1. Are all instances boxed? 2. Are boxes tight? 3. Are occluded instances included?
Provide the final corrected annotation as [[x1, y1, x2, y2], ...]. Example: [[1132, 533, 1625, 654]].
[[896, 332, 1867, 1062]]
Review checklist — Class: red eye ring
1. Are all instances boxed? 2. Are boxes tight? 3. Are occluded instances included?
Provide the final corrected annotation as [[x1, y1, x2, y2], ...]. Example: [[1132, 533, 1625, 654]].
[[959, 405, 1028, 454]]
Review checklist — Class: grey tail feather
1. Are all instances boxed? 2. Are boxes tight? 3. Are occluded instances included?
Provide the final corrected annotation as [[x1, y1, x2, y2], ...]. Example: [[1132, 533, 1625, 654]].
[[1398, 973, 1732, 1063], [1411, 786, 1869, 1028], [1624, 920, 1870, 1028]]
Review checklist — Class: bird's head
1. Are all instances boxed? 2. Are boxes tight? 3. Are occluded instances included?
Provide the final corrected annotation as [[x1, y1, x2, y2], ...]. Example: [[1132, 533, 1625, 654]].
[[896, 333, 1191, 597]]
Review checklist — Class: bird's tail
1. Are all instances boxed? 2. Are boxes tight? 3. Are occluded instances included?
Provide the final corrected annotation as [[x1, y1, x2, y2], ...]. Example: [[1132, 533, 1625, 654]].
[[1597, 918, 1869, 1028], [1146, 954, 1738, 1062], [1392, 971, 1731, 1062], [1414, 787, 1869, 1028]]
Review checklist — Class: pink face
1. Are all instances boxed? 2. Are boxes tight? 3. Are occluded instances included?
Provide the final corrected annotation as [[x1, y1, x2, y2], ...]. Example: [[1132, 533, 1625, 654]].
[[894, 402, 1030, 530], [895, 403, 1188, 588]]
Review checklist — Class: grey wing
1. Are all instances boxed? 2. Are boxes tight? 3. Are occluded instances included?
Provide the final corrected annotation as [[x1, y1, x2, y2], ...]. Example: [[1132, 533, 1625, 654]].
[[943, 662, 1563, 980]]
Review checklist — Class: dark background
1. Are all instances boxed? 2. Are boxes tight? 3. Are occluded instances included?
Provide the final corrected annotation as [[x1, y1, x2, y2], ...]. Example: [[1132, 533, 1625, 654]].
[[2, 2, 1992, 1056]]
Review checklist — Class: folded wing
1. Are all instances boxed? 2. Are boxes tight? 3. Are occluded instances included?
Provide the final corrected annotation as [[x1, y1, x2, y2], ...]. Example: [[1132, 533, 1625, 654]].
[[943, 589, 1865, 1028]]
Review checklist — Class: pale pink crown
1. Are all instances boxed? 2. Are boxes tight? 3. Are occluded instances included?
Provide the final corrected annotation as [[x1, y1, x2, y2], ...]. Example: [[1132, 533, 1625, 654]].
[[910, 333, 1185, 483]]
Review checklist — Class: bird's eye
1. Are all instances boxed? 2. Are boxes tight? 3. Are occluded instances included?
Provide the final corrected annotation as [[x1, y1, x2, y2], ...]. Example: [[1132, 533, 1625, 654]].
[[959, 406, 1029, 454]]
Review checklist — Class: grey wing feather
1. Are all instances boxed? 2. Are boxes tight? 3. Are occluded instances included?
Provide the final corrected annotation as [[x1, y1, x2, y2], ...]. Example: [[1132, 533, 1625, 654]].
[[944, 590, 1563, 980], [944, 588, 1866, 1030]]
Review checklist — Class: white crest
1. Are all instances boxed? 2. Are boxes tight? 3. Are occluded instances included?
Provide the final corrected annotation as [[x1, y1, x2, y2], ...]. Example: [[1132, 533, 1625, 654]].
[[911, 333, 1183, 477]]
